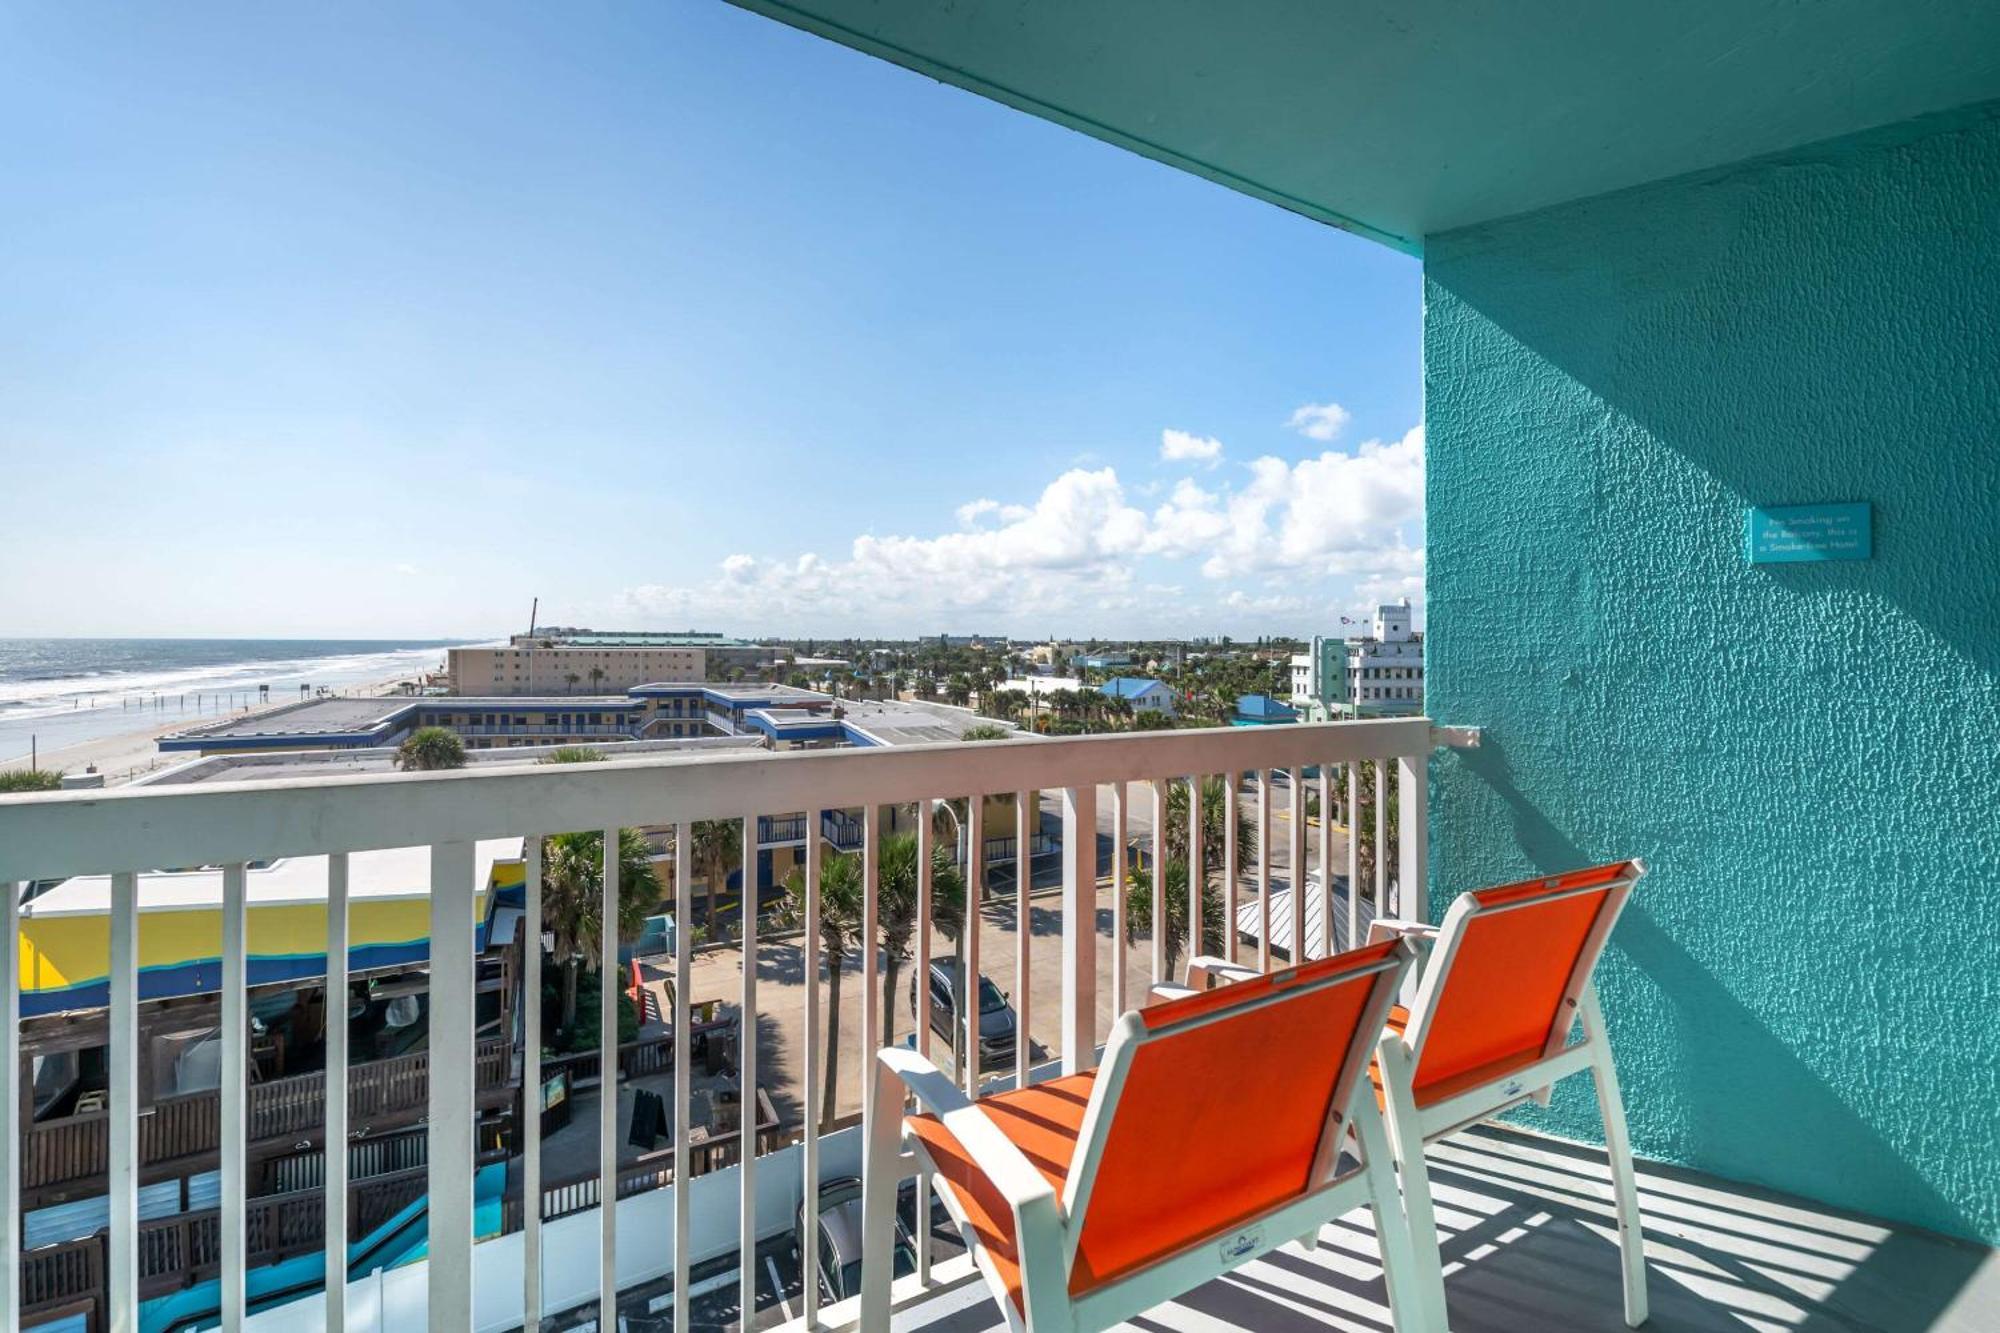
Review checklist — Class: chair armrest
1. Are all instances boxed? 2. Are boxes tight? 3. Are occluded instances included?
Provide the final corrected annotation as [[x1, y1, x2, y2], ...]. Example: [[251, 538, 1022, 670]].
[[1185, 955, 1262, 989], [875, 1046, 1055, 1210], [1366, 917, 1440, 944], [1147, 983, 1199, 1005]]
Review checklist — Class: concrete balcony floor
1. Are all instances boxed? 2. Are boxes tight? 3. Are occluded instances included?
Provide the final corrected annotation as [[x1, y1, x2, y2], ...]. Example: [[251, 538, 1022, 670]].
[[890, 1125, 1999, 1333]]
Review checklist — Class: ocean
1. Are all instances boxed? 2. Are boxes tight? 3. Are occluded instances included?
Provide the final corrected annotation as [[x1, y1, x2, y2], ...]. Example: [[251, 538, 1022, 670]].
[[0, 638, 481, 764]]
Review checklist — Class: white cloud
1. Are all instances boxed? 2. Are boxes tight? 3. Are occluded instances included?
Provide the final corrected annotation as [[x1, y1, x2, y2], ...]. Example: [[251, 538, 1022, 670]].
[[1160, 429, 1223, 465], [1286, 401, 1352, 442], [614, 422, 1424, 634], [955, 497, 1028, 526], [391, 562, 419, 576]]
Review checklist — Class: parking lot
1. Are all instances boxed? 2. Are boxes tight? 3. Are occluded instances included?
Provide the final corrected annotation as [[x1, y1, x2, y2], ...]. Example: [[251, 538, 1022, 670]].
[[679, 779, 1345, 1126]]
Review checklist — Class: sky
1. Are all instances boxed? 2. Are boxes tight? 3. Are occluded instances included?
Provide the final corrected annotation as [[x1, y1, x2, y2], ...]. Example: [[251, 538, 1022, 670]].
[[0, 3, 1422, 641]]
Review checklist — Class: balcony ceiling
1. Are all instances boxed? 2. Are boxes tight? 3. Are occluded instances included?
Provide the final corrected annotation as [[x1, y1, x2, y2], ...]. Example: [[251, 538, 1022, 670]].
[[726, 0, 2000, 253]]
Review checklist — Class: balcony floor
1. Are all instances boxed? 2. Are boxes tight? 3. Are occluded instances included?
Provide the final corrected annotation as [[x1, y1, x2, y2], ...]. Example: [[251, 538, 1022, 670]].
[[892, 1125, 1999, 1333]]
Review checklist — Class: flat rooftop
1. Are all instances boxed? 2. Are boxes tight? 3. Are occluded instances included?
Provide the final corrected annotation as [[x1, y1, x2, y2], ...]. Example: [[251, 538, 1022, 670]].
[[160, 693, 653, 747], [163, 695, 419, 743], [23, 837, 523, 918], [554, 634, 763, 648], [138, 734, 766, 787], [838, 699, 1020, 747]]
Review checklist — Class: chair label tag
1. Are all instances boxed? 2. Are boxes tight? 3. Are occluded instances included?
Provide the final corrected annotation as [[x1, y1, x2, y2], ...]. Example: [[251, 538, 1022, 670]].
[[1219, 1225, 1265, 1264]]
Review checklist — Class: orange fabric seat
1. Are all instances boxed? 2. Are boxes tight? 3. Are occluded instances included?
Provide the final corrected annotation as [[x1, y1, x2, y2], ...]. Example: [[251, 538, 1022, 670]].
[[1368, 1003, 1557, 1109], [909, 1072, 1096, 1313], [865, 938, 1440, 1333]]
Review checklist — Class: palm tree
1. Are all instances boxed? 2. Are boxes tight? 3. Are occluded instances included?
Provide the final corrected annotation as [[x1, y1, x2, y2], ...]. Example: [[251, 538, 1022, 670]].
[[541, 825, 657, 1035], [394, 726, 465, 771], [1123, 857, 1225, 979], [777, 850, 865, 1131], [690, 819, 741, 941], [1162, 775, 1257, 885], [874, 831, 967, 1048], [564, 671, 581, 694], [587, 666, 606, 693], [1351, 769, 1399, 906]]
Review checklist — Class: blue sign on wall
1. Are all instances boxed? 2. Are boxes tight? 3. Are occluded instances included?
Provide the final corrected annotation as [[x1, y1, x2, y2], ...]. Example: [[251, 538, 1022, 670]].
[[1745, 502, 1872, 564]]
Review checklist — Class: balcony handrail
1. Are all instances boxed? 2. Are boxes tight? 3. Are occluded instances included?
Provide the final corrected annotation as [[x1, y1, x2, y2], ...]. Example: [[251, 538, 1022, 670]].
[[0, 718, 1431, 882]]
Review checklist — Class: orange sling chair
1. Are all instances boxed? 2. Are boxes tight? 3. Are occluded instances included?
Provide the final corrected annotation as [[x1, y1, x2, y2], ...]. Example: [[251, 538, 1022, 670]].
[[857, 937, 1450, 1331], [1366, 858, 1651, 1328]]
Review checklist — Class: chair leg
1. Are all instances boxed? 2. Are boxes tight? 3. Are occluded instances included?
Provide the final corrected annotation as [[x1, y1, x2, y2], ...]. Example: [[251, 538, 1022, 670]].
[[1355, 1098, 1447, 1331], [1581, 987, 1648, 1327], [859, 1056, 906, 1331], [1375, 1042, 1452, 1331]]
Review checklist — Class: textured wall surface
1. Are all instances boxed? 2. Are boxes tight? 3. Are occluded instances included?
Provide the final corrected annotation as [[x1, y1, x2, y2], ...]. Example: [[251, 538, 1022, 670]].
[[1424, 103, 2000, 1245]]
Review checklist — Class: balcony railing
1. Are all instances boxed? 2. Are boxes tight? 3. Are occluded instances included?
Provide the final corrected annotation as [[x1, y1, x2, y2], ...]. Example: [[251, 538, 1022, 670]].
[[22, 1038, 512, 1202], [756, 812, 807, 843], [0, 717, 1438, 1331], [981, 828, 1059, 865]]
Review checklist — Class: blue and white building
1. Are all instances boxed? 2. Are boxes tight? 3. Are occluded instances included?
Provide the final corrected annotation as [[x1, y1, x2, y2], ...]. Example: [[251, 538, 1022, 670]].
[[1097, 676, 1176, 719]]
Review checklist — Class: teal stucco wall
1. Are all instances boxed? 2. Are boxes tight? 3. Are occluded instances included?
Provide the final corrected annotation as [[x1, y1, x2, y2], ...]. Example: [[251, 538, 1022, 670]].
[[1423, 104, 2000, 1244]]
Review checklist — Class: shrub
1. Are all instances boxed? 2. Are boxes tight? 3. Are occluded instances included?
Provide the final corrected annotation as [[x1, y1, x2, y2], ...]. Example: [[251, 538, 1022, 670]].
[[395, 726, 466, 771], [539, 746, 607, 765]]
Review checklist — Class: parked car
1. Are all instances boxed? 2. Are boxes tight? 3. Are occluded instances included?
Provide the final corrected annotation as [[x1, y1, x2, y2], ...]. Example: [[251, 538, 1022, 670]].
[[798, 1175, 955, 1305], [909, 957, 1016, 1072]]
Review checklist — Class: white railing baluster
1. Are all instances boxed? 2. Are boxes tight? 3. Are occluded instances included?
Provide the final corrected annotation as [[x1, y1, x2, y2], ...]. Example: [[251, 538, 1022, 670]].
[[1316, 766, 1333, 959], [221, 861, 247, 1331], [1223, 774, 1239, 965], [1373, 760, 1389, 912], [109, 869, 138, 1333], [326, 853, 350, 1331], [600, 826, 620, 1326], [1148, 779, 1167, 987], [427, 841, 478, 1332], [1059, 784, 1097, 1072], [1287, 769, 1305, 964], [1399, 748, 1428, 924], [913, 804, 933, 1285], [1257, 771, 1272, 973], [0, 881, 17, 1333], [521, 838, 541, 1332], [739, 814, 759, 1329], [1188, 776, 1204, 966], [1346, 762, 1361, 948], [1014, 790, 1031, 1089], [1110, 784, 1128, 1011], [862, 802, 882, 1127], [963, 798, 983, 1096], [801, 807, 823, 1321], [673, 824, 693, 1333]]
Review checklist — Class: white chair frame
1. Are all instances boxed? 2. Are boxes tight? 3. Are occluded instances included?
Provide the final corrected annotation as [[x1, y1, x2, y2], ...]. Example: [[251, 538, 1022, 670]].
[[1370, 859, 1649, 1329], [858, 942, 1450, 1332]]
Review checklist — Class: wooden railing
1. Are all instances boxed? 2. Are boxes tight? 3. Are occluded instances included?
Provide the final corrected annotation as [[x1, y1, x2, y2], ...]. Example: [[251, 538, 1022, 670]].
[[501, 1088, 785, 1234], [537, 1017, 732, 1092], [21, 1162, 459, 1324], [22, 1037, 513, 1197]]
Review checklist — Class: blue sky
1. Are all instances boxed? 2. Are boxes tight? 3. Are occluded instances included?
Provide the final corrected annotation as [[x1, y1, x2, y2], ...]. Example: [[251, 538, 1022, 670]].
[[1, 3, 1421, 640]]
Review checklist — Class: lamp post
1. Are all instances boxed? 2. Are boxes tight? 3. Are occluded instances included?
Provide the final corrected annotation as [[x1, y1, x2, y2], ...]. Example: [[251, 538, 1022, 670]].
[[932, 798, 968, 870]]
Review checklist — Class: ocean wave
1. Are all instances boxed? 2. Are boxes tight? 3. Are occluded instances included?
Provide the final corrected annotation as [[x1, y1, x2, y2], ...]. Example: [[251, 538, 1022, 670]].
[[0, 646, 458, 721]]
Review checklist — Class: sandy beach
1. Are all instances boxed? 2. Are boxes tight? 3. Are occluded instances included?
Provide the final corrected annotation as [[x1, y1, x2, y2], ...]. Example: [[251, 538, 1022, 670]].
[[0, 672, 424, 786]]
